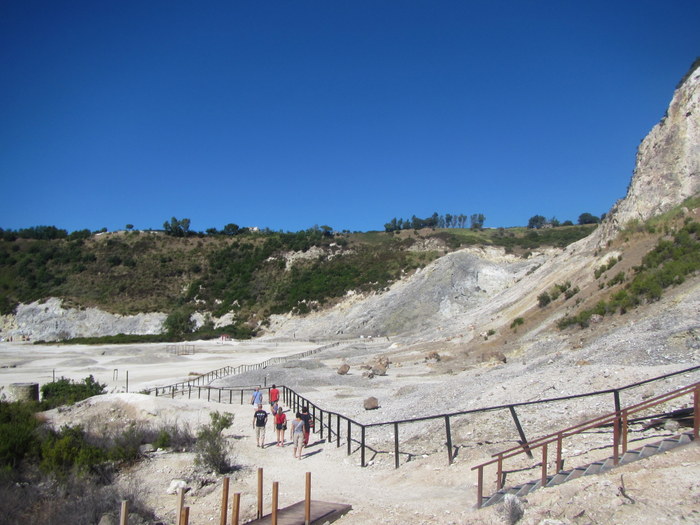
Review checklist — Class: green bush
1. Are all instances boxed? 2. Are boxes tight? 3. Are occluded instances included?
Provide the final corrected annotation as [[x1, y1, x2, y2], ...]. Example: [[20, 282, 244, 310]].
[[40, 425, 106, 477], [537, 292, 551, 307], [195, 411, 235, 473], [0, 401, 41, 471], [40, 375, 106, 409]]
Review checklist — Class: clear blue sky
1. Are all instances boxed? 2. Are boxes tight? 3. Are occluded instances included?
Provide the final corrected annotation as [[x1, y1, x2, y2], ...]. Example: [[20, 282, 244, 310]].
[[1, 1, 699, 233]]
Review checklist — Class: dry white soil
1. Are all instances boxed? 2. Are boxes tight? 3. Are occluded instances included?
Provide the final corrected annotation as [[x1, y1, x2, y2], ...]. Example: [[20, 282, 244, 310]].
[[1, 333, 699, 525]]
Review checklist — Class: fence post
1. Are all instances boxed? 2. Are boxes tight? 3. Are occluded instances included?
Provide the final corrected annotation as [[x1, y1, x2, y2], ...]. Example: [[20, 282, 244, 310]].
[[695, 385, 699, 440], [220, 477, 229, 525], [347, 420, 352, 455], [508, 406, 533, 458], [119, 500, 128, 525], [319, 409, 324, 440], [476, 465, 484, 508], [271, 481, 279, 525], [305, 472, 311, 525], [176, 487, 185, 525], [394, 422, 400, 469], [445, 415, 453, 465], [361, 426, 366, 467], [337, 414, 341, 447], [257, 467, 263, 519], [232, 493, 241, 525], [541, 442, 548, 488], [556, 432, 563, 472]]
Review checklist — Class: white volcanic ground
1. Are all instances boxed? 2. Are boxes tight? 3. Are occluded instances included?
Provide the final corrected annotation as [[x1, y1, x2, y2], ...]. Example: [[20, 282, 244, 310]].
[[1, 279, 699, 525]]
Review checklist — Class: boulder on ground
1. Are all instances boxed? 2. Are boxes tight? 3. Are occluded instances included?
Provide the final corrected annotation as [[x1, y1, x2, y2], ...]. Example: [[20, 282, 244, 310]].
[[337, 364, 350, 375], [363, 397, 379, 410], [166, 479, 190, 495]]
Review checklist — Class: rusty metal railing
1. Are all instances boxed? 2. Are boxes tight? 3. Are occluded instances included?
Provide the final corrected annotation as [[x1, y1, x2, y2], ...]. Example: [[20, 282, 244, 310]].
[[471, 382, 700, 508]]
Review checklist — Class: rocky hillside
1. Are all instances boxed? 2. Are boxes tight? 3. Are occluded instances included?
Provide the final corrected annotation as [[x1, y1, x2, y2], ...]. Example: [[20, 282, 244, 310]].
[[269, 61, 700, 346]]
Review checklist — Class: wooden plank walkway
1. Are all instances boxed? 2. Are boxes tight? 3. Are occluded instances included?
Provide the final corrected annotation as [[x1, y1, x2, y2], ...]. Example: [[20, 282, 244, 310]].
[[246, 500, 352, 525]]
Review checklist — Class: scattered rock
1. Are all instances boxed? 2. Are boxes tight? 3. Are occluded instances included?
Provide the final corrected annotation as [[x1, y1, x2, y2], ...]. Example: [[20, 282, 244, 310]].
[[363, 397, 379, 410], [337, 364, 350, 375], [166, 479, 190, 495]]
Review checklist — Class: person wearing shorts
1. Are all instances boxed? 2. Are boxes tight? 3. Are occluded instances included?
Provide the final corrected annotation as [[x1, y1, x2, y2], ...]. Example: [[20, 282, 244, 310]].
[[274, 406, 287, 446]]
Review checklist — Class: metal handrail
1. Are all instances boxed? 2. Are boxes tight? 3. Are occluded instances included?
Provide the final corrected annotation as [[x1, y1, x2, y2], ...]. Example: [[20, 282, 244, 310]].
[[471, 382, 700, 508]]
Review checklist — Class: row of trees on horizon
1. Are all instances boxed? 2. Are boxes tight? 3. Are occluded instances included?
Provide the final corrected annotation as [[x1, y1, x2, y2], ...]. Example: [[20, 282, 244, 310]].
[[0, 211, 603, 241]]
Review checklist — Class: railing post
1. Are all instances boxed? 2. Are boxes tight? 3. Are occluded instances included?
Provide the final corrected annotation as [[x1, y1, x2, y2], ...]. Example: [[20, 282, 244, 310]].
[[319, 409, 324, 440], [347, 420, 352, 455], [394, 422, 400, 469], [509, 406, 533, 458], [445, 415, 453, 465], [694, 385, 699, 440], [556, 432, 563, 472], [541, 442, 548, 488], [622, 410, 628, 454], [327, 412, 331, 441], [361, 426, 366, 467], [476, 466, 484, 509], [337, 414, 341, 447], [613, 415, 620, 465], [496, 454, 503, 490]]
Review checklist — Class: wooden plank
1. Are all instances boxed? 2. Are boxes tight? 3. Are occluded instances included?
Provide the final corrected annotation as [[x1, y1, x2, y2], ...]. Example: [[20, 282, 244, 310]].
[[246, 500, 352, 525]]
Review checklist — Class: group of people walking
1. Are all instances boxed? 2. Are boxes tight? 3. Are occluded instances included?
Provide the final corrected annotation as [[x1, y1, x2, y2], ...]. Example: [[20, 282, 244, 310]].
[[251, 385, 312, 459]]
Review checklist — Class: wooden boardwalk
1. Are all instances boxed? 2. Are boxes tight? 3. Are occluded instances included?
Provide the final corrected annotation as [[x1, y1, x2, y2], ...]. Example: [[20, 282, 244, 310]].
[[246, 500, 352, 525]]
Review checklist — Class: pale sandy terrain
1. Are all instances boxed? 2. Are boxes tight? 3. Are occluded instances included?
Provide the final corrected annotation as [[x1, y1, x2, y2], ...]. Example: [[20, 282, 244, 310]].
[[1, 337, 698, 524]]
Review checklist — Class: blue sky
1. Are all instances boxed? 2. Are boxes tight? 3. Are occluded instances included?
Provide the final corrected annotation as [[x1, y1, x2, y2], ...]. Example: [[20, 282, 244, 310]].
[[1, 1, 699, 233]]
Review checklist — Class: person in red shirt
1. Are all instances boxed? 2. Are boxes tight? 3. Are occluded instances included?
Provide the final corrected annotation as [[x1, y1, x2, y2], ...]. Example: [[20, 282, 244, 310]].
[[269, 384, 280, 411], [274, 406, 287, 446]]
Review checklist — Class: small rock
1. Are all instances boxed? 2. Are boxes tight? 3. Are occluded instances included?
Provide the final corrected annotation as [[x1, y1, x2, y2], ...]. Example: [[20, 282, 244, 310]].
[[363, 397, 379, 410], [337, 364, 350, 375], [166, 479, 190, 495]]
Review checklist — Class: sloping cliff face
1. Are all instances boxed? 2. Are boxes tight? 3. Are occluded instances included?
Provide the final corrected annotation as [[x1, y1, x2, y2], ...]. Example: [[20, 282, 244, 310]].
[[269, 64, 700, 342], [594, 64, 700, 244]]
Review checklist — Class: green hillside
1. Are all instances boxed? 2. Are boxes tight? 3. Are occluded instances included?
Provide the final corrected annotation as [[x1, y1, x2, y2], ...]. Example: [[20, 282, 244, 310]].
[[0, 224, 596, 337]]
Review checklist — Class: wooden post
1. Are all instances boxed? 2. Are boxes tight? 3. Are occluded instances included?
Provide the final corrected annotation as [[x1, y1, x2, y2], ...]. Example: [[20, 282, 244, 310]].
[[220, 477, 230, 525], [445, 415, 453, 465], [180, 506, 190, 525], [272, 481, 279, 525], [125, 371, 129, 393], [541, 443, 548, 488], [394, 422, 400, 469], [694, 385, 699, 440], [305, 472, 311, 525], [556, 432, 563, 472], [257, 467, 264, 519], [176, 487, 185, 525], [476, 465, 484, 509], [119, 500, 128, 525], [231, 493, 241, 525]]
